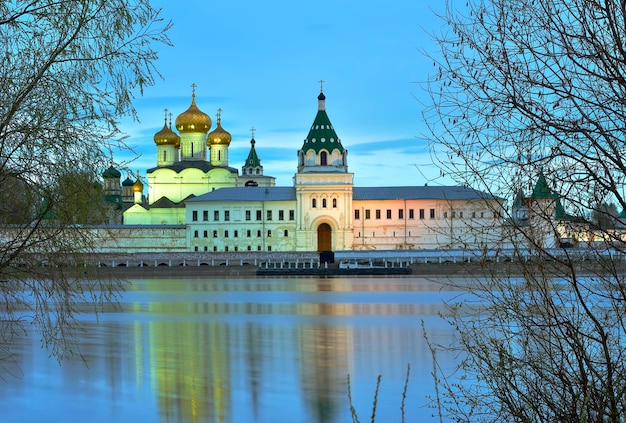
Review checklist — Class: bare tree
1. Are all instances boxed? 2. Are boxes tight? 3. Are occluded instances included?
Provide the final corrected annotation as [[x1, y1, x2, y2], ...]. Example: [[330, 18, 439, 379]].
[[423, 0, 626, 421], [0, 0, 170, 365]]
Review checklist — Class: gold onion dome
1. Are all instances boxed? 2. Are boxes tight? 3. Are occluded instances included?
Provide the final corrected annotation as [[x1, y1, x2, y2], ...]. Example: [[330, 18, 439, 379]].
[[154, 111, 180, 146], [175, 86, 212, 134], [133, 176, 144, 193], [207, 109, 232, 146]]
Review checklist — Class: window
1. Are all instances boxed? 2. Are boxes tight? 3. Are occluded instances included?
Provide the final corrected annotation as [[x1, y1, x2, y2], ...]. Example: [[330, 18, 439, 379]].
[[472, 211, 476, 218], [332, 198, 337, 208], [213, 230, 218, 238], [234, 230, 238, 238], [289, 210, 295, 220], [194, 246, 198, 252], [444, 211, 448, 218], [419, 209, 425, 219], [214, 210, 219, 221], [203, 230, 208, 238], [267, 246, 272, 251], [267, 210, 272, 221], [203, 246, 207, 251], [225, 246, 228, 252], [409, 209, 414, 219], [257, 246, 261, 251], [225, 210, 230, 221], [451, 211, 456, 218], [459, 212, 463, 218], [312, 198, 317, 208], [245, 210, 251, 221], [257, 230, 261, 237], [365, 209, 371, 220], [224, 230, 229, 238], [203, 210, 208, 221], [279, 210, 284, 220], [193, 230, 198, 238], [430, 208, 435, 219], [192, 211, 198, 221], [322, 198, 327, 208], [355, 209, 360, 220], [320, 151, 327, 166], [284, 230, 289, 237], [247, 230, 251, 237], [213, 246, 217, 251], [267, 230, 272, 237], [234, 246, 238, 251], [256, 210, 262, 221], [399, 209, 404, 219], [247, 246, 251, 251], [386, 209, 392, 219], [375, 209, 381, 219], [481, 211, 484, 218]]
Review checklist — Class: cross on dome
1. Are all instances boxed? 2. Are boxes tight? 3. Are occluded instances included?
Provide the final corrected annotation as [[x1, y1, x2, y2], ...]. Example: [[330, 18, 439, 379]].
[[319, 79, 324, 92], [250, 126, 256, 139]]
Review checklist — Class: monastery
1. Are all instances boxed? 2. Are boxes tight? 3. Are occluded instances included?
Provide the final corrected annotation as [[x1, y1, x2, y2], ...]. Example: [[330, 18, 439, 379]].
[[101, 86, 504, 253]]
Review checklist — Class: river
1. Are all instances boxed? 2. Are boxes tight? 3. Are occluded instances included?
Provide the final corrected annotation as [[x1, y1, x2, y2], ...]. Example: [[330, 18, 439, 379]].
[[0, 275, 464, 423]]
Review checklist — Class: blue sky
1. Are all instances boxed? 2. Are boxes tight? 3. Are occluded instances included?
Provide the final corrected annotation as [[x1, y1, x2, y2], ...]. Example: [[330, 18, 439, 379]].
[[118, 0, 450, 187]]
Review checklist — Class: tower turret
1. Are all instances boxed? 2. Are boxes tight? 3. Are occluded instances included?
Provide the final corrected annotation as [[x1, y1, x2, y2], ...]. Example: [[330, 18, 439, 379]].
[[175, 83, 211, 161], [207, 108, 231, 166], [154, 108, 180, 167], [297, 82, 348, 173]]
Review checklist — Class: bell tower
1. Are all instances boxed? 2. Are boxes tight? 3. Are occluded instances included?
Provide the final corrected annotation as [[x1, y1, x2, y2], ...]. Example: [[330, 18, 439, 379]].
[[294, 83, 354, 252]]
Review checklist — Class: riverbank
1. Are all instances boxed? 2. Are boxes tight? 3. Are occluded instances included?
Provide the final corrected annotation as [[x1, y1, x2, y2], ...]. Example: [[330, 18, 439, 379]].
[[95, 258, 625, 279]]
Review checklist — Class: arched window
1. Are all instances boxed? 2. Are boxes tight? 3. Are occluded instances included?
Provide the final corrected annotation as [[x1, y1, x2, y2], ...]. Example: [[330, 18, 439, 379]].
[[312, 198, 317, 208], [320, 151, 328, 166], [163, 151, 167, 162], [322, 198, 327, 208], [332, 198, 337, 208]]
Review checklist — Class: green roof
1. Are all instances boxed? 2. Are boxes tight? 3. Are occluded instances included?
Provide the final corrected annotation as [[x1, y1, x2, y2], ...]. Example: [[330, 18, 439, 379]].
[[555, 198, 566, 219], [102, 165, 121, 179], [301, 92, 344, 154], [122, 177, 135, 187], [244, 138, 261, 167], [512, 190, 526, 208], [530, 173, 558, 199]]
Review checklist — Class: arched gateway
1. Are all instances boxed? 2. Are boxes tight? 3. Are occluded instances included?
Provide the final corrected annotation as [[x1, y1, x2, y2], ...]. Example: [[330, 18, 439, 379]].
[[317, 223, 332, 252]]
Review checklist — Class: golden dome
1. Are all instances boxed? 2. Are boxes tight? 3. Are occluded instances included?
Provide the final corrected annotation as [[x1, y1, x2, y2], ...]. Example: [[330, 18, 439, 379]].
[[132, 178, 143, 193], [207, 110, 232, 146], [175, 89, 212, 134], [153, 116, 180, 146]]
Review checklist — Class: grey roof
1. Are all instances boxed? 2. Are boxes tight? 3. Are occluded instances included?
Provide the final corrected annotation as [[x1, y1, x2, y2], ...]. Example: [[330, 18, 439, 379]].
[[186, 185, 496, 204], [353, 186, 497, 201], [147, 160, 238, 175], [187, 186, 296, 203]]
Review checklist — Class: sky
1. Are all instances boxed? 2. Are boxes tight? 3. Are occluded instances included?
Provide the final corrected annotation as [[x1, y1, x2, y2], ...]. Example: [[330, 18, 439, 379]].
[[117, 0, 450, 188]]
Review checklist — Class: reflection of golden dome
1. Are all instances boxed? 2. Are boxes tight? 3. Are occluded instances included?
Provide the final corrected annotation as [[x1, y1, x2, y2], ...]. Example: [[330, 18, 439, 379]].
[[207, 111, 231, 146], [153, 118, 180, 146], [175, 92, 212, 134]]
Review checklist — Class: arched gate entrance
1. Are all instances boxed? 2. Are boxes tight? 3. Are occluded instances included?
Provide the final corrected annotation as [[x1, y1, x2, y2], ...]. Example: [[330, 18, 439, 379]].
[[317, 223, 332, 252]]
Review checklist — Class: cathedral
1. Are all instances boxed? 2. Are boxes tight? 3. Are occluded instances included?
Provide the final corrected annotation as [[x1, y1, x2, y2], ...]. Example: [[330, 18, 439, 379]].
[[102, 86, 502, 253]]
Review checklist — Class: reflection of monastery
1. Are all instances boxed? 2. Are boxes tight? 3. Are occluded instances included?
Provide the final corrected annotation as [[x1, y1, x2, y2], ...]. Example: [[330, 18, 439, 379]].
[[101, 86, 505, 253]]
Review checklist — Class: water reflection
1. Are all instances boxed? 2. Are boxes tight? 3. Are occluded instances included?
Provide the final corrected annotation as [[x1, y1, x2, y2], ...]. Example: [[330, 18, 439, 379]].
[[1, 276, 459, 423]]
